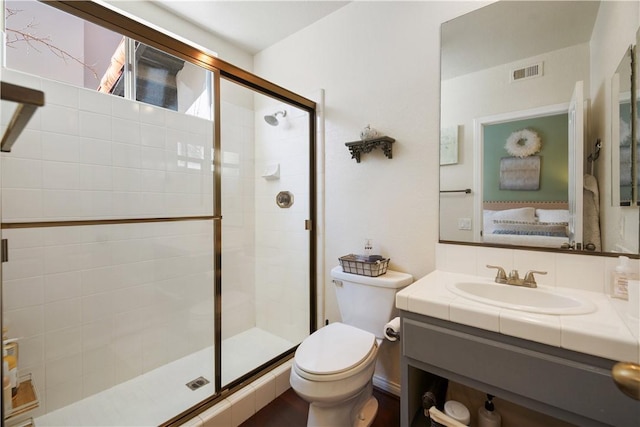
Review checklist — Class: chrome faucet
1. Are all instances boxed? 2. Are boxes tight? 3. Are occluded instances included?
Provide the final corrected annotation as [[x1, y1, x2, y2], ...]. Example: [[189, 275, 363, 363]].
[[486, 265, 546, 288]]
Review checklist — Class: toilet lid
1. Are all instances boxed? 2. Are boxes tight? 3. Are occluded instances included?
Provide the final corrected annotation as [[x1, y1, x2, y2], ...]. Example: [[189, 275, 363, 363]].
[[295, 322, 376, 375]]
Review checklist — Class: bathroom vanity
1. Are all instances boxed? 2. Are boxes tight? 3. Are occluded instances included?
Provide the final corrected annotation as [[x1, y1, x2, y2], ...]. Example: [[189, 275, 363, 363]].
[[397, 271, 640, 427]]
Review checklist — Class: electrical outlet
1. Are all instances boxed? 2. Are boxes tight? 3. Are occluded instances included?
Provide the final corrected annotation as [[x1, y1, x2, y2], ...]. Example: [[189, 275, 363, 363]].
[[458, 218, 472, 230]]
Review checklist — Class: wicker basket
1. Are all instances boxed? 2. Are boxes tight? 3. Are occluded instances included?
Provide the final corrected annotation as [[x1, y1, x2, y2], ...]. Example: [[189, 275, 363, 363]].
[[339, 254, 389, 277]]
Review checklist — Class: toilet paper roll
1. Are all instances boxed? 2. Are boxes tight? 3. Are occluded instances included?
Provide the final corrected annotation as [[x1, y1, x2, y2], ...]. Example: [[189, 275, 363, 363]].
[[384, 317, 401, 341]]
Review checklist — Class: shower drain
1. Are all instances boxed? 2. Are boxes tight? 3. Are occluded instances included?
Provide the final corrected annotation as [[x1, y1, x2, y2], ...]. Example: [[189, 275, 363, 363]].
[[186, 376, 210, 391]]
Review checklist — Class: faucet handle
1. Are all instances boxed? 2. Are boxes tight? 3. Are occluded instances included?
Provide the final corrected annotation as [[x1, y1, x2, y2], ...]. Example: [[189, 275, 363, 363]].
[[486, 265, 507, 284], [523, 270, 547, 287]]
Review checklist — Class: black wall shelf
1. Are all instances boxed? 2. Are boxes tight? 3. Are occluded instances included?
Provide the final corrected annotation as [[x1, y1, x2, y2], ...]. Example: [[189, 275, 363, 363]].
[[345, 136, 395, 163]]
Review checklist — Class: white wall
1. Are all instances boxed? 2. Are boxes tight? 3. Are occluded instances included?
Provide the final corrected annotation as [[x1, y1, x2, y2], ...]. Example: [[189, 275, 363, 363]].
[[590, 0, 639, 253], [254, 0, 486, 392]]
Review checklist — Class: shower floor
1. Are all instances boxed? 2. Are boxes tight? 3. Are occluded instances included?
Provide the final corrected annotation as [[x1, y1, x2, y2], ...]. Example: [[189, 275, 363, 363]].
[[34, 328, 294, 427]]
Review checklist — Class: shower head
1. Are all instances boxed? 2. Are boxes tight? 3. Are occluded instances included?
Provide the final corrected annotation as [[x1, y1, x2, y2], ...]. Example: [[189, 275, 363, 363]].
[[264, 110, 287, 126]]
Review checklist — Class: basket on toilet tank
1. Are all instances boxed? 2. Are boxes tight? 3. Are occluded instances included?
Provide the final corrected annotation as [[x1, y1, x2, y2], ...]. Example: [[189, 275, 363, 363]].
[[339, 254, 389, 277]]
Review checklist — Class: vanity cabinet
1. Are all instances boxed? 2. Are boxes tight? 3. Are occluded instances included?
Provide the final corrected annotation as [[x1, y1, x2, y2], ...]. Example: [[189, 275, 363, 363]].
[[400, 310, 640, 427]]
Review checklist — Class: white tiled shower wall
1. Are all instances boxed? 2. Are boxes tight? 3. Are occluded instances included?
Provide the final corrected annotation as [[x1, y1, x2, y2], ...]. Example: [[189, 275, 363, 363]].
[[0, 69, 216, 415], [254, 101, 310, 346], [220, 99, 256, 339]]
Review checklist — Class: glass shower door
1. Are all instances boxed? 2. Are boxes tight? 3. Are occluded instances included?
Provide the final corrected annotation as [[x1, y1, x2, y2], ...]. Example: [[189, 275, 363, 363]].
[[219, 78, 312, 387], [0, 35, 217, 426]]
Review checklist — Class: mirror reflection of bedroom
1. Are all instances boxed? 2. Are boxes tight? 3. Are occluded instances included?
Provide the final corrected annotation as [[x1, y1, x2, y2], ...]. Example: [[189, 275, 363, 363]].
[[438, 0, 640, 253], [479, 112, 579, 249]]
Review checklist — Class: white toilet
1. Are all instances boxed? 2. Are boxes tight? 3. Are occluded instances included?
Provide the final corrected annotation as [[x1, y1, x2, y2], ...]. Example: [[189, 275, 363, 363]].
[[290, 265, 413, 427]]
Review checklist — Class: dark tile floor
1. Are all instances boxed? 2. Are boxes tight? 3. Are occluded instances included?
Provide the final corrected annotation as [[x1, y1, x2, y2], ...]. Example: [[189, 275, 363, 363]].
[[240, 387, 400, 427]]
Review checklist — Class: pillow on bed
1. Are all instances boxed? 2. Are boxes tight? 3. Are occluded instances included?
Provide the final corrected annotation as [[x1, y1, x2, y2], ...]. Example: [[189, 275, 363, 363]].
[[536, 209, 570, 224], [493, 220, 568, 236], [483, 207, 536, 234]]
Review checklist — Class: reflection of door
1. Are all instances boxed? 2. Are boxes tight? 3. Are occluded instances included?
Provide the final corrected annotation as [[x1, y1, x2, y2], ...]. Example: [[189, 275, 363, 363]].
[[568, 81, 584, 246]]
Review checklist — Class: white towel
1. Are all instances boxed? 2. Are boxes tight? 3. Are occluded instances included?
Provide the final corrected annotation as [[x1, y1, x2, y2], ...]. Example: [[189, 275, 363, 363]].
[[583, 174, 601, 251]]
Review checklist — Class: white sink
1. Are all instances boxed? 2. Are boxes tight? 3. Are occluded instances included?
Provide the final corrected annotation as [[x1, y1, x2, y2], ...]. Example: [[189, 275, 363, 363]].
[[447, 281, 597, 315]]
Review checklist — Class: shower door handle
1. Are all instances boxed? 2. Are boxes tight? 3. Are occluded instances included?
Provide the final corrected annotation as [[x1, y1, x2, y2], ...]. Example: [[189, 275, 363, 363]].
[[1, 239, 8, 263], [0, 81, 45, 152]]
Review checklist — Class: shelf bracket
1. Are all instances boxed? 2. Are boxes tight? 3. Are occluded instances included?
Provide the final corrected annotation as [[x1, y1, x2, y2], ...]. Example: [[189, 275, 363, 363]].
[[345, 136, 395, 163]]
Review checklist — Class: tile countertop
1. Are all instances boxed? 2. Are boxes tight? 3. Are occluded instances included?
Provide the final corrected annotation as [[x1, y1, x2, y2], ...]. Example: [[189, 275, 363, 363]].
[[396, 270, 640, 364]]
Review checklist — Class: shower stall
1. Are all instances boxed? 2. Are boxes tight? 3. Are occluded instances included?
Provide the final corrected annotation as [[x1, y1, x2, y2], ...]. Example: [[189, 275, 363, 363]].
[[0, 1, 316, 426]]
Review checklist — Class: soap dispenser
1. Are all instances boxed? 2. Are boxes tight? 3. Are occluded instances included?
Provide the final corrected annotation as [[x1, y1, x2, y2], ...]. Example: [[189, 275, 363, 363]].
[[478, 394, 501, 427]]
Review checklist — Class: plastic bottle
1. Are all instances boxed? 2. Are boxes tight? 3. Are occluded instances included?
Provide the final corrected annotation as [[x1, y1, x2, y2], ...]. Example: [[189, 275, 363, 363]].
[[478, 394, 502, 427], [2, 347, 17, 398], [3, 365, 11, 414], [611, 256, 638, 299]]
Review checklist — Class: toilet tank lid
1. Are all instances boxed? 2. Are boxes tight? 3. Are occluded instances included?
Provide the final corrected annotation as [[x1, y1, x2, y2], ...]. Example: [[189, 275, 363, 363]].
[[295, 323, 376, 375], [331, 266, 413, 289]]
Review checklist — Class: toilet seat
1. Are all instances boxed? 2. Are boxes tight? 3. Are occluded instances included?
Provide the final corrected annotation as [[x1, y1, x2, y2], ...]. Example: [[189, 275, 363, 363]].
[[294, 322, 377, 382]]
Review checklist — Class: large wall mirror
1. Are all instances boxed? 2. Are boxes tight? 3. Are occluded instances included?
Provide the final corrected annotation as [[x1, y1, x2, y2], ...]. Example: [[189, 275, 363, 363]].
[[439, 0, 640, 256]]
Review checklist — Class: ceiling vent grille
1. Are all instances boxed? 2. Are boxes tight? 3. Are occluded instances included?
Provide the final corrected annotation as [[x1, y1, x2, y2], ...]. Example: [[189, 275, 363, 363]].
[[511, 62, 543, 82]]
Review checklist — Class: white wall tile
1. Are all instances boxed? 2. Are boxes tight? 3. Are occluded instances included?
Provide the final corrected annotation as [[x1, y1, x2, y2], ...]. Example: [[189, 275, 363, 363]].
[[79, 89, 112, 115], [44, 271, 82, 303], [3, 276, 44, 310], [2, 157, 43, 188], [2, 188, 43, 220], [79, 138, 112, 166], [43, 189, 81, 218], [2, 246, 45, 280], [140, 123, 166, 148], [141, 170, 166, 192], [112, 142, 141, 168], [251, 373, 276, 412], [42, 161, 79, 190], [78, 164, 113, 191], [79, 111, 112, 140], [44, 298, 82, 332], [112, 95, 140, 120], [227, 386, 255, 427], [5, 128, 43, 159], [112, 167, 142, 192], [272, 361, 292, 397], [112, 117, 140, 145], [41, 105, 79, 135], [4, 305, 44, 338], [19, 335, 45, 370], [43, 80, 79, 109], [555, 253, 606, 292], [42, 133, 80, 163], [44, 376, 83, 412], [140, 104, 165, 126], [45, 327, 82, 361], [200, 399, 232, 427]]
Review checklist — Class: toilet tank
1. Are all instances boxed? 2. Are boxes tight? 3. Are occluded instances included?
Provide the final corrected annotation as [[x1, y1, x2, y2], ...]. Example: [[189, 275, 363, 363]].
[[331, 266, 413, 338]]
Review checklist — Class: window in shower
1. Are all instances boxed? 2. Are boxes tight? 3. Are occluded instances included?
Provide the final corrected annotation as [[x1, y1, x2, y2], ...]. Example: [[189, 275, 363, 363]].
[[4, 0, 213, 119]]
